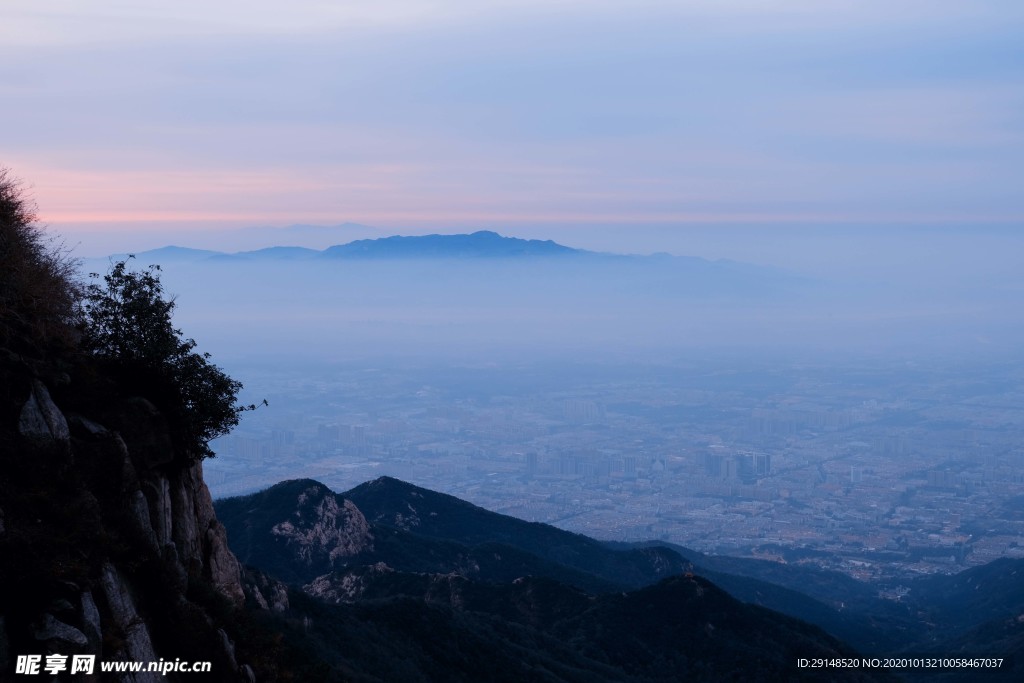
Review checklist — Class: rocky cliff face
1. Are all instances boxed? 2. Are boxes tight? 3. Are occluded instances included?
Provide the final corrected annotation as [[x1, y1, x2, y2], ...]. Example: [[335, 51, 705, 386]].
[[269, 482, 373, 568], [0, 358, 253, 682]]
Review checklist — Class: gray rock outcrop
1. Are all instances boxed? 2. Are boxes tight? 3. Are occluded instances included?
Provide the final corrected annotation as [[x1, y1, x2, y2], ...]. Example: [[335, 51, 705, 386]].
[[32, 613, 88, 650], [271, 485, 374, 568], [4, 380, 252, 680], [18, 380, 70, 444]]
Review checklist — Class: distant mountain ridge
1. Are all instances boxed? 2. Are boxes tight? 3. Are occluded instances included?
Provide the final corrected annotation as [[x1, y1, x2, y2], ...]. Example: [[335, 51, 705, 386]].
[[105, 231, 775, 268], [111, 231, 592, 263], [323, 230, 580, 259], [95, 231, 801, 298]]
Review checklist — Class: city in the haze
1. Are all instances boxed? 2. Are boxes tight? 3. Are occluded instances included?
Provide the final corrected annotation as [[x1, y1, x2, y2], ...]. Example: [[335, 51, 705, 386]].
[[206, 352, 1024, 584], [81, 228, 1021, 590]]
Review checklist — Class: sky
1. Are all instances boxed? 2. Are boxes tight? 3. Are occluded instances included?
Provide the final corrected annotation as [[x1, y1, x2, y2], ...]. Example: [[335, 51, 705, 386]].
[[3, 1, 1023, 258]]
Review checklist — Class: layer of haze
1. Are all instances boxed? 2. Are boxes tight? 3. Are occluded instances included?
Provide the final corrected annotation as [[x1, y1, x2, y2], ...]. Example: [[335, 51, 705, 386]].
[[79, 231, 1024, 370], [11, 1, 1024, 406]]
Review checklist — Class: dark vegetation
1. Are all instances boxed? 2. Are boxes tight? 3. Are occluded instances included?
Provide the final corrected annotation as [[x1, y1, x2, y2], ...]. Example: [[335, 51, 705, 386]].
[[81, 258, 262, 459], [0, 168, 314, 681], [220, 476, 1024, 681], [290, 580, 876, 683], [0, 169, 80, 355], [612, 538, 1024, 672], [217, 477, 689, 592], [0, 170, 94, 625], [217, 478, 891, 682], [0, 167, 254, 463], [347, 476, 693, 588]]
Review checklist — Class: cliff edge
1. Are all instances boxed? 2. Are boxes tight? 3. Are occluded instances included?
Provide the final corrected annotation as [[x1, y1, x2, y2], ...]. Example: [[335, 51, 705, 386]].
[[0, 171, 257, 682], [1, 355, 255, 682]]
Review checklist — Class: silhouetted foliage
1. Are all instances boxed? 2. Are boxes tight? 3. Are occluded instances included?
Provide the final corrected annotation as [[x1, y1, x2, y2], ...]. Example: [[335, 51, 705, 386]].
[[0, 167, 81, 352], [82, 258, 262, 461]]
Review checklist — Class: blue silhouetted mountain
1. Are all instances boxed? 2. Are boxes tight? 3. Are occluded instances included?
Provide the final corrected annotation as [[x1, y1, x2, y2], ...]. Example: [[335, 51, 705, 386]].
[[215, 477, 687, 592], [320, 230, 581, 259], [211, 246, 321, 261], [107, 245, 223, 263], [217, 475, 1024, 681], [343, 476, 689, 587], [217, 478, 891, 682], [903, 557, 1024, 643], [608, 540, 914, 653], [101, 232, 804, 292], [114, 232, 742, 264]]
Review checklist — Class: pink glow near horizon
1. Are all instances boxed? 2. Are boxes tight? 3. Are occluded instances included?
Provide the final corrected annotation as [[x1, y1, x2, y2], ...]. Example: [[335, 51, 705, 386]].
[[5, 2, 1021, 242], [21, 163, 1024, 232]]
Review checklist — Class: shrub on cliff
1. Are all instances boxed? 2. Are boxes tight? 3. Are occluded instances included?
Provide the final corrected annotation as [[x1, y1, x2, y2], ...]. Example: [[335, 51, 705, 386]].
[[0, 168, 80, 352], [82, 258, 260, 461], [0, 164, 255, 461]]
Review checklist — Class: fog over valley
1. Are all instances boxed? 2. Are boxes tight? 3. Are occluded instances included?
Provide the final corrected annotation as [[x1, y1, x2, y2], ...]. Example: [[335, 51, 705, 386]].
[[81, 227, 1024, 364], [76, 228, 1024, 584]]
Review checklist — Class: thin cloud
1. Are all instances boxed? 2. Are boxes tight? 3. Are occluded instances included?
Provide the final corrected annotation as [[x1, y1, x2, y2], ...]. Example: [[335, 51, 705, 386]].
[[4, 0, 1022, 233]]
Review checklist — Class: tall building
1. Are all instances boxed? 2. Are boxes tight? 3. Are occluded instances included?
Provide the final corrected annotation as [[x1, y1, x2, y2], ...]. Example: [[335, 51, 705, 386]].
[[623, 456, 638, 478], [752, 452, 771, 476]]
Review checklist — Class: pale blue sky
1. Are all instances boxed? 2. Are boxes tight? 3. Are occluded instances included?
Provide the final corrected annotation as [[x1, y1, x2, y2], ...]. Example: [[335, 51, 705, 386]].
[[3, 1, 1022, 254]]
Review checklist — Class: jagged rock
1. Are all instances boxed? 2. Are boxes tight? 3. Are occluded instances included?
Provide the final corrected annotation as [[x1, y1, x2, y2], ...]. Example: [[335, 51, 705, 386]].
[[165, 463, 245, 604], [243, 571, 289, 613], [216, 628, 238, 672], [171, 465, 205, 572], [80, 591, 103, 651], [306, 563, 397, 604], [143, 477, 172, 547], [108, 443, 142, 509], [70, 405, 246, 605], [206, 521, 245, 606], [271, 486, 374, 567], [268, 583, 288, 612], [108, 397, 175, 470], [18, 380, 70, 444], [190, 463, 218, 541], [68, 414, 111, 438], [70, 416, 141, 503], [32, 613, 88, 649], [160, 544, 188, 595], [240, 664, 256, 683], [250, 587, 269, 610], [303, 574, 341, 602], [99, 562, 159, 676], [130, 490, 160, 550], [99, 563, 135, 628]]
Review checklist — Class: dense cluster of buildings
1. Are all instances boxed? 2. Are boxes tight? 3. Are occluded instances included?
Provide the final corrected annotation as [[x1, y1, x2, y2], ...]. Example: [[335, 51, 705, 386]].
[[206, 358, 1024, 582]]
